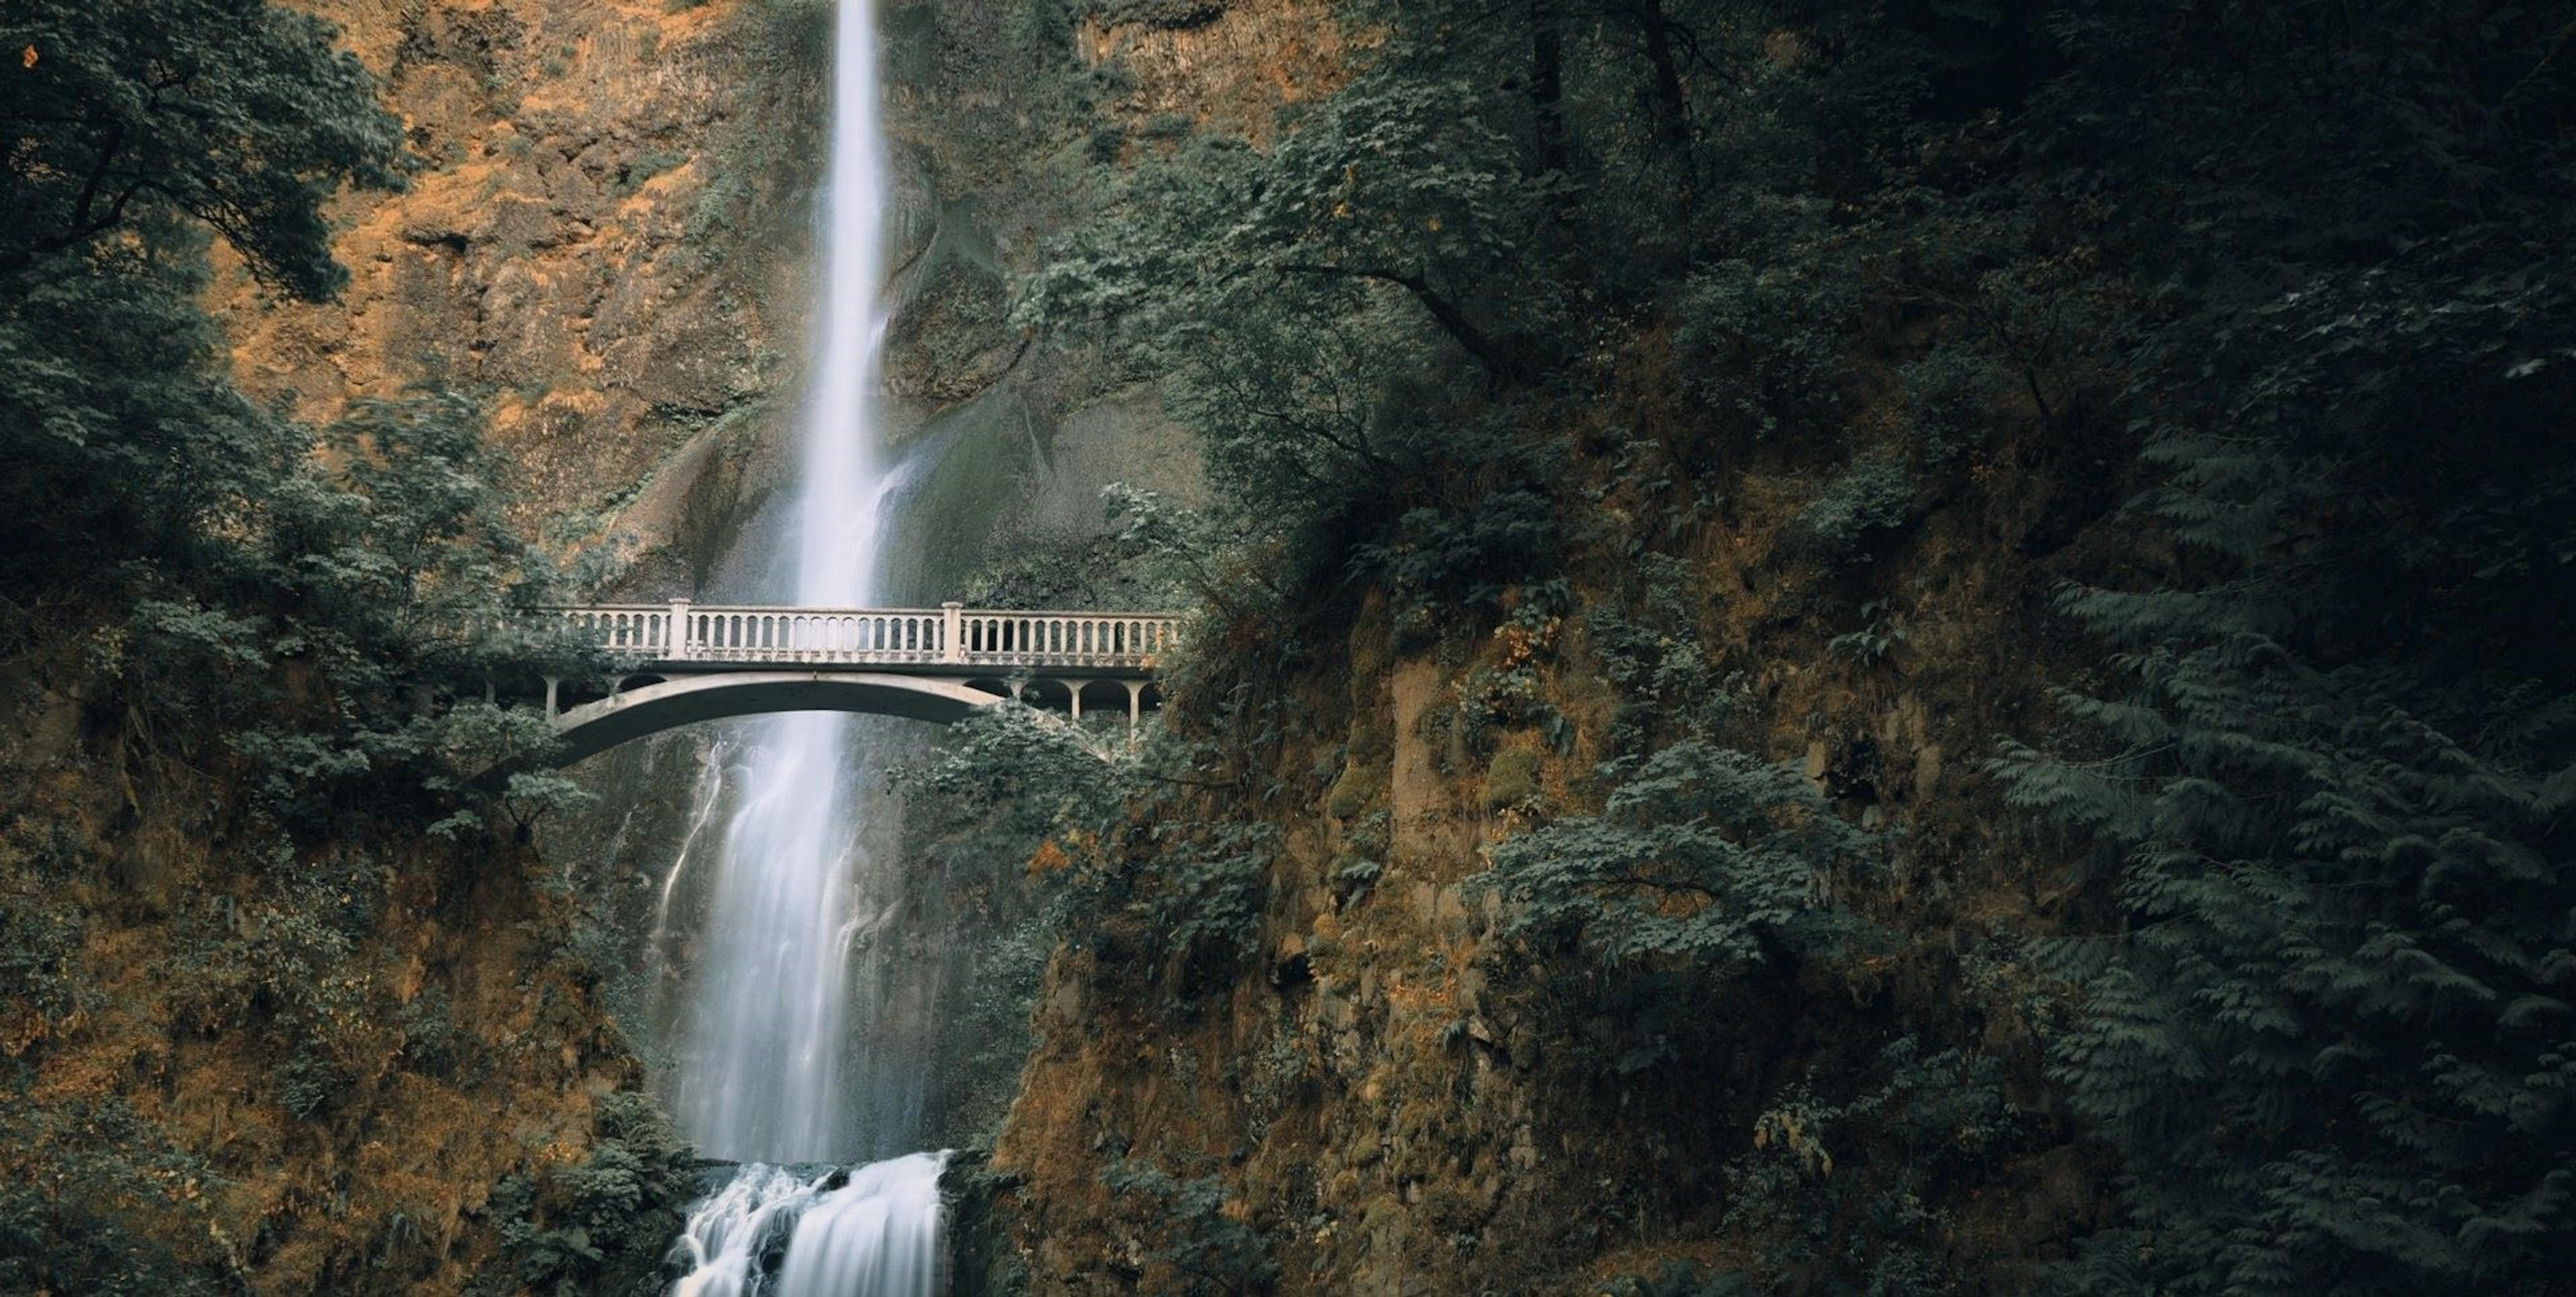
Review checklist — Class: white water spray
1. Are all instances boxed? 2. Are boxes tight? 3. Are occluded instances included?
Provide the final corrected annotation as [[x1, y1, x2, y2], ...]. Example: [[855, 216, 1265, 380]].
[[669, 1155, 947, 1297], [666, 0, 945, 1289]]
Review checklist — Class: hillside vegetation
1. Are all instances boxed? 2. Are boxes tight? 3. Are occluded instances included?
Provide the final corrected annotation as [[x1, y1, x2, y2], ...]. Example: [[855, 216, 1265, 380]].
[[957, 1, 2576, 1291], [5, 0, 2572, 1292]]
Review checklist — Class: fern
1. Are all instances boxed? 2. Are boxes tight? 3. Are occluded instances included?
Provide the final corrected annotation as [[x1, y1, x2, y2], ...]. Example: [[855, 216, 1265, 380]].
[[1484, 739, 1868, 974], [1996, 254, 2576, 1294]]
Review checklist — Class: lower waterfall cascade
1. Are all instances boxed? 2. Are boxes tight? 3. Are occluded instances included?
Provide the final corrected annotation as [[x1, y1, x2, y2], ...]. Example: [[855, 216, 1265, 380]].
[[669, 1154, 948, 1297]]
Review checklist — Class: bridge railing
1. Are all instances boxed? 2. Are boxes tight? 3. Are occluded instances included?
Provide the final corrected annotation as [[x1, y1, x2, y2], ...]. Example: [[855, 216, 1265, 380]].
[[545, 602, 1182, 671]]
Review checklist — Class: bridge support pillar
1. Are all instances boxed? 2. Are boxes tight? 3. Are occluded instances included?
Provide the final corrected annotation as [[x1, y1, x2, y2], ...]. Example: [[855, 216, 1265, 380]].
[[1066, 679, 1091, 721], [543, 675, 559, 720], [1124, 680, 1143, 730]]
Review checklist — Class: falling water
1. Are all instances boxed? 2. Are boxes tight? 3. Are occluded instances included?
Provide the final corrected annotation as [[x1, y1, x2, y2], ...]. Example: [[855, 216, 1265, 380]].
[[669, 1155, 947, 1297], [664, 0, 945, 1288]]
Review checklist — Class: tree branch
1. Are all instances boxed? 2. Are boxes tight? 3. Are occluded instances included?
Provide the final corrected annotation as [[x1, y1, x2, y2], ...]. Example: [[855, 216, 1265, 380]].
[[1269, 261, 1523, 380]]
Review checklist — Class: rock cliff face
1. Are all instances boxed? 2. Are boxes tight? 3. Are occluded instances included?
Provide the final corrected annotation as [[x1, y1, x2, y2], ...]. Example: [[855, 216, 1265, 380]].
[[986, 551, 2104, 1290], [210, 0, 1268, 594], [0, 642, 651, 1292], [9, 5, 791, 1290], [35, 0, 1330, 1285], [956, 13, 2123, 1276], [211, 0, 837, 589]]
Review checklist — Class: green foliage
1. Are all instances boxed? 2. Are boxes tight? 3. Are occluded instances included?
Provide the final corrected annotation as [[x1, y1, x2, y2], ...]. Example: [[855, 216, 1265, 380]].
[[1092, 0, 1224, 30], [397, 986, 459, 1076], [0, 885, 86, 1027], [1006, 0, 2576, 1287], [900, 695, 1281, 1005], [1716, 1038, 2026, 1295], [156, 386, 588, 822], [963, 499, 1184, 613], [1100, 1158, 1277, 1295], [0, 0, 405, 296], [4, 0, 594, 839], [1022, 74, 1540, 367], [1792, 454, 1913, 562], [898, 705, 1142, 856], [1581, 555, 1725, 758], [0, 1184, 239, 1296], [1896, 341, 2004, 464], [1984, 5, 2576, 1291], [1354, 449, 1563, 616], [1597, 1262, 1758, 1297], [1828, 602, 1907, 667], [274, 1045, 347, 1120], [1486, 738, 1867, 973], [1017, 71, 1568, 626], [1676, 256, 1858, 438], [1136, 817, 1274, 984], [0, 1096, 237, 1295], [1997, 624, 2576, 1292], [487, 1092, 697, 1297]]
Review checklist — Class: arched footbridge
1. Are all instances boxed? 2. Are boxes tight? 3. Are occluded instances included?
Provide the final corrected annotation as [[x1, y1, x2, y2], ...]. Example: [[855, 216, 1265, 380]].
[[532, 602, 1181, 768]]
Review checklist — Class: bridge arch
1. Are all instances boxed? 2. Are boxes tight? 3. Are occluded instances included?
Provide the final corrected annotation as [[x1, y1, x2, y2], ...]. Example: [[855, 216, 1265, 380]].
[[545, 671, 1008, 769]]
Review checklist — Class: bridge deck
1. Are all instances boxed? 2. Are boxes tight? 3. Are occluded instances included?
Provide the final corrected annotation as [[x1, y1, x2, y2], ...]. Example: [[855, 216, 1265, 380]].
[[550, 602, 1181, 678]]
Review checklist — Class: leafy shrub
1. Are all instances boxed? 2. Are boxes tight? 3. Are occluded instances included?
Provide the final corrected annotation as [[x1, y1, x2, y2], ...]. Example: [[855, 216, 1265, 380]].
[[397, 987, 458, 1076], [1097, 0, 1224, 30], [1676, 256, 1859, 437], [0, 887, 85, 1031], [1101, 1158, 1277, 1295], [1139, 820, 1275, 990], [1791, 454, 1913, 562], [1717, 1039, 2025, 1295], [1986, 9, 2576, 1280], [1359, 480, 1562, 616], [0, 1099, 233, 1296], [1827, 601, 1907, 667], [486, 1092, 698, 1297], [1485, 739, 1868, 973], [0, 1185, 235, 1296], [1896, 341, 2002, 463], [1598, 1261, 1758, 1297], [274, 1047, 347, 1121], [1581, 556, 1728, 758]]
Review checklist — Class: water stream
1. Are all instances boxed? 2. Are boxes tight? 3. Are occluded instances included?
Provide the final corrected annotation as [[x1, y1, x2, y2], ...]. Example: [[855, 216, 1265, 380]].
[[664, 0, 946, 1288]]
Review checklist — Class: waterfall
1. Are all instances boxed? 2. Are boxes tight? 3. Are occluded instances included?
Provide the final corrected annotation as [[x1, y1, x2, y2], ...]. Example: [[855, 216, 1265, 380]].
[[665, 0, 945, 1289], [669, 1155, 947, 1297]]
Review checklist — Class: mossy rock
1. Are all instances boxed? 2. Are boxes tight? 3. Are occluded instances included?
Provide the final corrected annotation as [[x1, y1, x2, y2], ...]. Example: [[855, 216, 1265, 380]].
[[1483, 748, 1542, 812], [1328, 758, 1385, 820], [1347, 724, 1394, 765], [1097, 0, 1225, 30]]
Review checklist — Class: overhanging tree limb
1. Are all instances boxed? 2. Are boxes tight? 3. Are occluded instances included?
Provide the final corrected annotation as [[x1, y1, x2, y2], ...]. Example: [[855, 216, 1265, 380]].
[[1266, 261, 1523, 380]]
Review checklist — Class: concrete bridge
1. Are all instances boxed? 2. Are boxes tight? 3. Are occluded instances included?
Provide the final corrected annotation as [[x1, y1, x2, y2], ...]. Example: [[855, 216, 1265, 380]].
[[533, 601, 1181, 767]]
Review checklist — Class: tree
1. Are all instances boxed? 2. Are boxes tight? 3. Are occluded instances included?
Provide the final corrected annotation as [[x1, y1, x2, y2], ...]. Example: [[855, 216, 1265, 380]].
[[1992, 6, 2576, 1290], [1, 0, 403, 295]]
